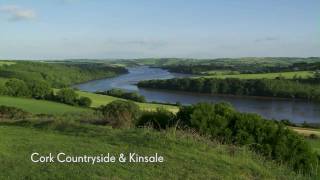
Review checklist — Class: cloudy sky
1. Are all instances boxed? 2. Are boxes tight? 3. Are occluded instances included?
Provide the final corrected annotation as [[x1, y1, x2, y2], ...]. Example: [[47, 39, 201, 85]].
[[0, 0, 319, 59]]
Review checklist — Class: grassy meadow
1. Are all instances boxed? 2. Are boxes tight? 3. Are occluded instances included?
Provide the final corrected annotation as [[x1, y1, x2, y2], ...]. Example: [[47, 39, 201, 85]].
[[0, 88, 177, 116], [0, 122, 304, 179], [76, 91, 179, 112], [0, 96, 92, 115], [0, 61, 15, 66]]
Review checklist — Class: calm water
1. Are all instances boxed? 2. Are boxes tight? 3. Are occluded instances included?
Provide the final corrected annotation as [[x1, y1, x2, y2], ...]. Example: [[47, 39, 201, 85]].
[[75, 66, 320, 124]]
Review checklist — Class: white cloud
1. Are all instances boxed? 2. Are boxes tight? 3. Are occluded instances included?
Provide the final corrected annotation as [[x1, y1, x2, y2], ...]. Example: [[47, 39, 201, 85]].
[[0, 5, 37, 21]]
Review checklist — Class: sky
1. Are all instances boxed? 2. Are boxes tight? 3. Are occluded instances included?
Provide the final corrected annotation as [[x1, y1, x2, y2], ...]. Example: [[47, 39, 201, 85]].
[[0, 0, 319, 59]]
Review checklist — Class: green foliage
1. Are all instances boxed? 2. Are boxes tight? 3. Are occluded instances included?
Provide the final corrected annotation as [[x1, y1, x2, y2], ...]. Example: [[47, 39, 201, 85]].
[[5, 78, 30, 97], [137, 108, 175, 129], [0, 105, 30, 119], [56, 88, 79, 106], [176, 102, 319, 175], [0, 96, 92, 115], [99, 100, 140, 128], [138, 78, 320, 101], [26, 80, 52, 99], [97, 88, 146, 102], [77, 90, 179, 112], [77, 97, 92, 108], [158, 58, 320, 74], [0, 61, 127, 88]]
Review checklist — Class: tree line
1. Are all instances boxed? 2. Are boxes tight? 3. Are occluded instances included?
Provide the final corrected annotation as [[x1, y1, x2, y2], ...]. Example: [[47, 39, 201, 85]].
[[0, 78, 91, 107], [161, 60, 320, 74], [138, 78, 320, 101], [96, 88, 146, 102]]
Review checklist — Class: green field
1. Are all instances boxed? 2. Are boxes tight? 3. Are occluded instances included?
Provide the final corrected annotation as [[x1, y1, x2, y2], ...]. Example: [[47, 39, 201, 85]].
[[0, 96, 91, 114], [0, 123, 304, 179], [76, 91, 179, 112], [0, 61, 15, 66], [0, 90, 178, 116], [201, 71, 313, 79]]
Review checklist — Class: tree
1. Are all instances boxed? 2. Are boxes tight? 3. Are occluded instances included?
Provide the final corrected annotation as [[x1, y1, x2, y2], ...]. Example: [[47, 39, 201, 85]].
[[26, 80, 52, 99], [56, 88, 79, 105], [5, 78, 30, 97], [191, 103, 230, 138], [77, 97, 92, 107], [100, 100, 140, 128]]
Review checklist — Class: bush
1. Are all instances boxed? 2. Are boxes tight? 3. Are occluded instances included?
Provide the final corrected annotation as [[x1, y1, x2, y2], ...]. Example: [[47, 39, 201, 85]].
[[176, 102, 319, 175], [0, 105, 30, 119], [137, 108, 175, 129], [56, 88, 79, 105], [77, 97, 92, 107], [99, 100, 140, 128], [190, 103, 233, 141]]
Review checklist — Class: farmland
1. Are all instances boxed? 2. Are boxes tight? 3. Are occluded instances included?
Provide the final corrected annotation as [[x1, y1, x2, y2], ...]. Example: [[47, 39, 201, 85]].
[[201, 71, 314, 79]]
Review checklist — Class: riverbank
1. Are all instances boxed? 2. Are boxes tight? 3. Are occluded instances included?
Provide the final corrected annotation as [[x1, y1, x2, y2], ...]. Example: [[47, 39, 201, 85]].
[[74, 66, 320, 124]]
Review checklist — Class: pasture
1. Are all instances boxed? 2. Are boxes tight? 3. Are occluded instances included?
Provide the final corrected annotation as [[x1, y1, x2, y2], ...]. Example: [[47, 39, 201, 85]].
[[0, 61, 15, 66], [0, 96, 92, 115], [77, 91, 179, 112]]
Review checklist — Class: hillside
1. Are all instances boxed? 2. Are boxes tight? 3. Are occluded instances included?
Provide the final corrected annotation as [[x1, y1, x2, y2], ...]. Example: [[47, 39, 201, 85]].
[[0, 96, 92, 115], [76, 91, 179, 112], [0, 61, 127, 87], [0, 122, 304, 179], [201, 71, 313, 79]]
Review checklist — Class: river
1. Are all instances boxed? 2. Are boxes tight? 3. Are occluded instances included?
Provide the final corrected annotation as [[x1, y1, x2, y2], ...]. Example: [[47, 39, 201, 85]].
[[75, 66, 320, 124]]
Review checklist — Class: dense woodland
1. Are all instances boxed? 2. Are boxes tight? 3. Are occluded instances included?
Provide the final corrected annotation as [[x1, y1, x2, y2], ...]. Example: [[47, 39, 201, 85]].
[[0, 61, 127, 87], [138, 76, 320, 101]]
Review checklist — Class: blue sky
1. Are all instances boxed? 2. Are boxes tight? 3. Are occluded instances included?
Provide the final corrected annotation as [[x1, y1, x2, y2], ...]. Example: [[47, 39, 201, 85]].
[[0, 0, 319, 59]]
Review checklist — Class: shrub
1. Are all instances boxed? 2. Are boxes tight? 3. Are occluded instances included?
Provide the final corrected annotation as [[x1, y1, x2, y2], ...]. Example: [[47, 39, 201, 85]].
[[137, 108, 175, 129], [99, 100, 140, 128], [0, 105, 30, 119], [77, 97, 92, 107], [190, 103, 233, 141], [176, 105, 195, 127], [177, 102, 319, 175]]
